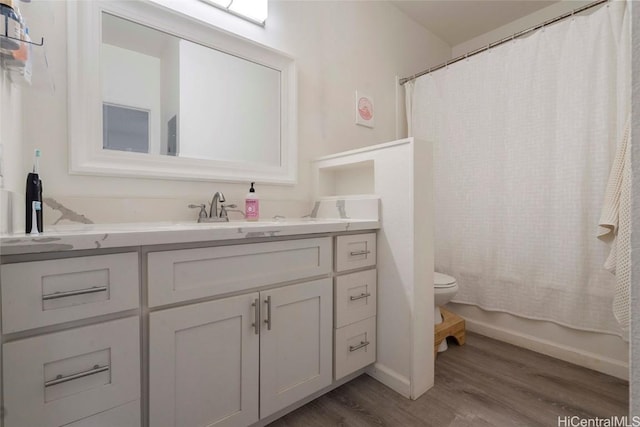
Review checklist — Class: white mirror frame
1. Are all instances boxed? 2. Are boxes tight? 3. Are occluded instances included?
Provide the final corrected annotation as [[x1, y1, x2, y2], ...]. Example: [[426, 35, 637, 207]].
[[68, 0, 297, 184]]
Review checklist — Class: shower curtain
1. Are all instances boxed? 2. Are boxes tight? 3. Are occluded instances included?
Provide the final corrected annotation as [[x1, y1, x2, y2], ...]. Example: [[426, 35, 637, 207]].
[[407, 1, 630, 336]]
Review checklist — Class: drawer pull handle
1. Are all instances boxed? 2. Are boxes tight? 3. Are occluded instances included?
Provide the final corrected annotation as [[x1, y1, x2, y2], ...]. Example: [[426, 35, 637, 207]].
[[349, 250, 371, 256], [42, 286, 108, 301], [264, 296, 272, 331], [45, 364, 109, 387], [350, 292, 371, 301], [252, 298, 260, 335], [349, 341, 370, 352]]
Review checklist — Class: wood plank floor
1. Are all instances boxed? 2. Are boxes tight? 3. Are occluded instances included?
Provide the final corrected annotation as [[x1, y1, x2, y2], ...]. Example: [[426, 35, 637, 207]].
[[268, 333, 629, 427]]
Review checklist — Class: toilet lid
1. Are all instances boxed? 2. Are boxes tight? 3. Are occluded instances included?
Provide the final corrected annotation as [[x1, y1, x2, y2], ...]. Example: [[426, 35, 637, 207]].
[[434, 272, 457, 288]]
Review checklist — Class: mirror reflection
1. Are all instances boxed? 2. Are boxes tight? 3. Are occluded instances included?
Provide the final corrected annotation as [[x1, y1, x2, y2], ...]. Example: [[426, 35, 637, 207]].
[[101, 13, 282, 167]]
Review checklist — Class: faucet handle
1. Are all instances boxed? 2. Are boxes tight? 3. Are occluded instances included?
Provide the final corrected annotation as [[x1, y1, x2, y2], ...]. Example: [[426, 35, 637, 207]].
[[188, 204, 208, 220], [220, 203, 237, 219]]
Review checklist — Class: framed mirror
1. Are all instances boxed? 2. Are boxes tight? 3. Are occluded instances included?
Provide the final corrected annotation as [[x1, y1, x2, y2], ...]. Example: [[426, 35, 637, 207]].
[[68, 0, 297, 184]]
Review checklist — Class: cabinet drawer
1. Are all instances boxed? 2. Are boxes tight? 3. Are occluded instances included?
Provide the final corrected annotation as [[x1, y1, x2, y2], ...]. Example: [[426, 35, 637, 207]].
[[1, 253, 140, 333], [3, 316, 141, 427], [147, 237, 332, 307], [334, 316, 376, 381], [65, 400, 140, 427], [335, 233, 376, 272], [335, 269, 377, 328]]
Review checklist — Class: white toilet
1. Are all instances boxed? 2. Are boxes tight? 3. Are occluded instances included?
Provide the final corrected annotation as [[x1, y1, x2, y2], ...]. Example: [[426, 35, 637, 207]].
[[434, 272, 458, 352]]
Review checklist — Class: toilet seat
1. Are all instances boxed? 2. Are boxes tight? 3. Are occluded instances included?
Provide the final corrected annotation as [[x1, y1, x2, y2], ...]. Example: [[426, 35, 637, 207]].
[[434, 272, 457, 289]]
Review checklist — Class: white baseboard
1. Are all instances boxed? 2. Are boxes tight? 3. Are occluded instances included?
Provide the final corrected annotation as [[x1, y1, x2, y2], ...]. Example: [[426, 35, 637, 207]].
[[466, 318, 629, 380], [366, 363, 411, 398]]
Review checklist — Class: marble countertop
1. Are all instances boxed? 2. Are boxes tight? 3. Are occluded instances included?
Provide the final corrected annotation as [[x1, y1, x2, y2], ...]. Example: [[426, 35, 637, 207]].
[[0, 219, 380, 255]]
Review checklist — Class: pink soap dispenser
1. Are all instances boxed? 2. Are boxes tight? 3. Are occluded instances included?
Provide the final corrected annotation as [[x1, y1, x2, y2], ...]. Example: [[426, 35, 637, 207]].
[[245, 182, 259, 221]]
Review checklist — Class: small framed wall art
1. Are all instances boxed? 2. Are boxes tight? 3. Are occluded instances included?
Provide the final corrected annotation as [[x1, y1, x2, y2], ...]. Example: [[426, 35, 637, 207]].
[[355, 91, 374, 128]]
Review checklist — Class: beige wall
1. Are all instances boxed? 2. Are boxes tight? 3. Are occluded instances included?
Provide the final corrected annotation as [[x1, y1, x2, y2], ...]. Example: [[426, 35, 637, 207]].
[[0, 69, 23, 233], [15, 0, 449, 224]]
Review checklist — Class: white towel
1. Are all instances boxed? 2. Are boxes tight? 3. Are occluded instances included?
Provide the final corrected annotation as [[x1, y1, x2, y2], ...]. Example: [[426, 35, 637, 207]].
[[597, 116, 631, 332]]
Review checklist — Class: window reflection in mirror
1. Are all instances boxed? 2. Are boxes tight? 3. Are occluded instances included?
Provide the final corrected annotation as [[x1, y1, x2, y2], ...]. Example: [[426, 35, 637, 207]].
[[103, 104, 150, 153], [101, 13, 282, 167]]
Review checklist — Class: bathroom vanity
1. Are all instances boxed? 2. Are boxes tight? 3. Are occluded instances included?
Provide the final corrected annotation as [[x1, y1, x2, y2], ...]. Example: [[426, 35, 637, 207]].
[[0, 219, 379, 427]]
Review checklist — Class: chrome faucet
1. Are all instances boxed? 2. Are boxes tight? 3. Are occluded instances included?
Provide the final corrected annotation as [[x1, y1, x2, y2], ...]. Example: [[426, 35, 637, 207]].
[[188, 191, 235, 223], [210, 191, 225, 219]]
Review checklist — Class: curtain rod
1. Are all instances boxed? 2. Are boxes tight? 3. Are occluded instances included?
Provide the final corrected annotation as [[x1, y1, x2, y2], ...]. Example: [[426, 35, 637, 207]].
[[399, 0, 609, 86]]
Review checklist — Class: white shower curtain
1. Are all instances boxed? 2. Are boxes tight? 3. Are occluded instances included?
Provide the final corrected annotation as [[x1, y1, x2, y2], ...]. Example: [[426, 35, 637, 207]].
[[407, 1, 630, 336]]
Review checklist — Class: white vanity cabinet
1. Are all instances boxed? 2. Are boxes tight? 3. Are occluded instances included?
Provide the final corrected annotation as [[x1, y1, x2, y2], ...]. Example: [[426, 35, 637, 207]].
[[147, 238, 333, 426], [0, 226, 378, 427]]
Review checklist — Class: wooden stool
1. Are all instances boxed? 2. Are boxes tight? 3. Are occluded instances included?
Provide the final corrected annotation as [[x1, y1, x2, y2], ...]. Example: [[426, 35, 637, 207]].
[[434, 308, 466, 357]]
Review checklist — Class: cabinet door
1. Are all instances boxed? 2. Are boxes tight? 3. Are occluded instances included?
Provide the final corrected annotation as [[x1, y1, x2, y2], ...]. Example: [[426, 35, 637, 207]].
[[260, 279, 332, 419], [149, 293, 259, 427]]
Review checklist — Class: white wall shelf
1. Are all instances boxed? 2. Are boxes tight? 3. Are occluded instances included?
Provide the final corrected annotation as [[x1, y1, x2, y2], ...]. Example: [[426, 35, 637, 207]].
[[317, 160, 375, 197]]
